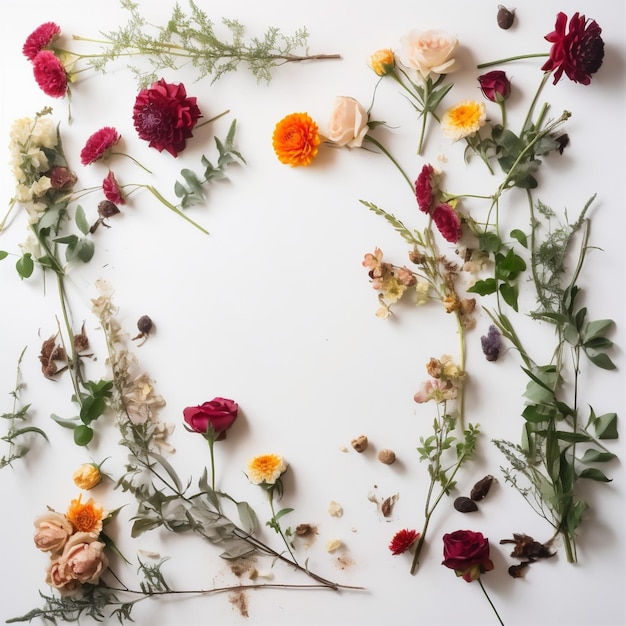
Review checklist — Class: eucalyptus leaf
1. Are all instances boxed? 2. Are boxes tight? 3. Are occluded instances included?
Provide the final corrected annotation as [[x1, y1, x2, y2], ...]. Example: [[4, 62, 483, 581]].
[[579, 468, 612, 482]]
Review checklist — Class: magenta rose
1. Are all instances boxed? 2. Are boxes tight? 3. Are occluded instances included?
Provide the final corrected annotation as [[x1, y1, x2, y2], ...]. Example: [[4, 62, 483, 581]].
[[442, 529, 494, 582], [132, 79, 202, 157], [183, 397, 239, 439], [477, 71, 511, 103], [541, 12, 604, 85]]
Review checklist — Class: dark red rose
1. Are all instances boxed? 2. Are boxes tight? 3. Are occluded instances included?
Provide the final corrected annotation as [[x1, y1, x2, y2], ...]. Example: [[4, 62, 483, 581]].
[[32, 50, 68, 98], [477, 70, 511, 103], [102, 171, 126, 205], [132, 79, 202, 157], [183, 397, 239, 439], [389, 529, 420, 555], [442, 529, 494, 582], [81, 127, 121, 165], [49, 166, 77, 191], [541, 12, 604, 85], [415, 164, 437, 214], [432, 202, 461, 243], [23, 22, 61, 61]]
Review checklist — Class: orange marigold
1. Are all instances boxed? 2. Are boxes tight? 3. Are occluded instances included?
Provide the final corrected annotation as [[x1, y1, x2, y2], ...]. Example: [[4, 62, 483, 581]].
[[272, 112, 320, 166], [66, 494, 107, 535]]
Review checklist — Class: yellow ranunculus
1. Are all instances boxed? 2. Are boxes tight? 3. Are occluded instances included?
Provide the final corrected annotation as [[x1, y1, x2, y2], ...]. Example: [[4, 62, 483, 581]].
[[72, 464, 102, 490]]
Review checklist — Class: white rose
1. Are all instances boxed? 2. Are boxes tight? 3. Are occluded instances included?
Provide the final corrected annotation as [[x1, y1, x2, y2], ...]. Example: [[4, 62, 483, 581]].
[[325, 96, 369, 148], [398, 29, 459, 78]]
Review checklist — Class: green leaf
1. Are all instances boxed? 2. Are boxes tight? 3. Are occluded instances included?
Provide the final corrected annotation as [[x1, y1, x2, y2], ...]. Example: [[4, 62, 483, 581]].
[[75, 238, 95, 263], [16, 253, 34, 279], [498, 282, 519, 311], [509, 229, 528, 248], [579, 467, 612, 482], [580, 449, 617, 464], [75, 204, 90, 235], [0, 250, 8, 260], [593, 412, 618, 439], [50, 414, 79, 429], [582, 319, 613, 341], [567, 500, 589, 532], [586, 351, 616, 370], [10, 426, 49, 441], [74, 424, 94, 446], [554, 431, 591, 443], [273, 507, 294, 522], [79, 395, 107, 425], [478, 232, 501, 253], [467, 278, 497, 296], [521, 405, 553, 423], [236, 501, 257, 534], [148, 451, 183, 492]]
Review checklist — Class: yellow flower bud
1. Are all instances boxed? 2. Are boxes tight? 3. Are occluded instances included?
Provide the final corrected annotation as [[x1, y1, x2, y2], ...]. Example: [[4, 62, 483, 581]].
[[369, 49, 395, 76], [73, 463, 102, 490]]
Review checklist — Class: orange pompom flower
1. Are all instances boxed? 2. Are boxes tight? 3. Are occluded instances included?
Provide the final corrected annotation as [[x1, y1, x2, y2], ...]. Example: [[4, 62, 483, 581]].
[[272, 112, 320, 166], [66, 494, 107, 535]]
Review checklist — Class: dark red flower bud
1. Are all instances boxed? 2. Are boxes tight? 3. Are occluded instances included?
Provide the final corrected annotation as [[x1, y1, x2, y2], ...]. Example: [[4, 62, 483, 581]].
[[478, 71, 511, 103]]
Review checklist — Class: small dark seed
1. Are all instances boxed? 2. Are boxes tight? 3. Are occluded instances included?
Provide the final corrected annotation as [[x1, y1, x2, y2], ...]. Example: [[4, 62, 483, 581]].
[[137, 315, 153, 335], [497, 5, 516, 29], [471, 475, 495, 501], [454, 496, 479, 513], [98, 200, 120, 218]]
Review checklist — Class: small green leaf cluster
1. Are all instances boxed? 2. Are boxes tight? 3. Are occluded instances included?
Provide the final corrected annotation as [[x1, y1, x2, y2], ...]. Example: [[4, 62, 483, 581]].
[[174, 120, 244, 209]]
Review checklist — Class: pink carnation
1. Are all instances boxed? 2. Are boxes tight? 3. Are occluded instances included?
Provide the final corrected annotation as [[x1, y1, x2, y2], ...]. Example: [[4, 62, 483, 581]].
[[102, 171, 126, 205], [23, 22, 61, 61], [80, 127, 121, 165], [432, 203, 461, 243], [32, 50, 67, 98]]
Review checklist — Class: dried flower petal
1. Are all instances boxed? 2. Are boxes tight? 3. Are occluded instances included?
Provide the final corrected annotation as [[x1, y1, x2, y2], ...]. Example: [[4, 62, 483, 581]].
[[389, 529, 419, 555]]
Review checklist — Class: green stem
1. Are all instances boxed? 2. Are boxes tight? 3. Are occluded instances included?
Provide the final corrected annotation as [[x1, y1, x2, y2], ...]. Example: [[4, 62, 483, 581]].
[[477, 52, 549, 69], [477, 578, 505, 626], [363, 134, 413, 191], [143, 185, 209, 235], [268, 488, 298, 564], [207, 436, 216, 492], [109, 152, 152, 174]]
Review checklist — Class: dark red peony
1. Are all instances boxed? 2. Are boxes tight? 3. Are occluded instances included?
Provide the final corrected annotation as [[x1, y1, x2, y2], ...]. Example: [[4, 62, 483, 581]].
[[415, 164, 437, 214], [442, 529, 494, 582], [541, 12, 604, 85], [23, 22, 61, 61], [81, 127, 121, 165], [102, 171, 126, 205], [389, 529, 420, 555], [132, 79, 202, 157], [49, 166, 77, 191], [32, 50, 68, 98], [183, 398, 239, 439], [432, 203, 461, 243], [477, 70, 511, 103]]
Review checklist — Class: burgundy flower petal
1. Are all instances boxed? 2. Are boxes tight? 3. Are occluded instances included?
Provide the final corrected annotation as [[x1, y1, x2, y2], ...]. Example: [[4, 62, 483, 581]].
[[23, 22, 61, 61], [81, 127, 121, 166], [32, 50, 67, 98]]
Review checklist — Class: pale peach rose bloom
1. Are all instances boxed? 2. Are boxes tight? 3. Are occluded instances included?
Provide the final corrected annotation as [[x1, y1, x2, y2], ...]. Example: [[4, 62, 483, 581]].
[[398, 29, 459, 78], [325, 96, 369, 148], [33, 510, 73, 554]]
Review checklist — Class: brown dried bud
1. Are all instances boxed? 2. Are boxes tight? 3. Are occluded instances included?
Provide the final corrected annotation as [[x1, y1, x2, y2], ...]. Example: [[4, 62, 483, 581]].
[[555, 133, 570, 155], [377, 449, 396, 465], [470, 475, 495, 501], [351, 435, 368, 453], [137, 315, 153, 335], [497, 5, 516, 29], [500, 533, 556, 560], [98, 200, 120, 219], [295, 523, 316, 537], [73, 322, 89, 353], [408, 249, 425, 264], [454, 496, 479, 513], [40, 336, 57, 360]]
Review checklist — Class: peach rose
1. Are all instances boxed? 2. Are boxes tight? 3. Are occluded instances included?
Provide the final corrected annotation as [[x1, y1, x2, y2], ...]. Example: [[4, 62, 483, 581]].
[[33, 510, 73, 554], [56, 532, 109, 585], [398, 29, 459, 78], [325, 96, 369, 148]]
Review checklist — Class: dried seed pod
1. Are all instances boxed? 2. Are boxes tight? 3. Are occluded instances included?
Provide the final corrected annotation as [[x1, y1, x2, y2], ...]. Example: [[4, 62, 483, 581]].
[[454, 496, 479, 513], [295, 523, 315, 537], [351, 434, 368, 453], [470, 475, 495, 501], [137, 315, 153, 335], [497, 5, 516, 29], [377, 448, 396, 465]]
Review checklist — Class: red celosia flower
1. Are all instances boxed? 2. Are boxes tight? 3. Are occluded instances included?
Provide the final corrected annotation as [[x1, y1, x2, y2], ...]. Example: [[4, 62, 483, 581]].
[[415, 164, 437, 214], [389, 529, 420, 555], [541, 12, 604, 85], [81, 127, 121, 166], [432, 203, 461, 243], [132, 79, 201, 157], [23, 22, 61, 61], [32, 50, 68, 98], [102, 171, 126, 205]]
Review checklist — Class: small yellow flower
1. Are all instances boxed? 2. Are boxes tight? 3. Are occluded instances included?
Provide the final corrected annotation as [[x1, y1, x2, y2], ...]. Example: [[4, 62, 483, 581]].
[[73, 463, 102, 490], [441, 100, 486, 141], [369, 49, 395, 76], [66, 494, 107, 535], [246, 454, 287, 485], [380, 275, 407, 304]]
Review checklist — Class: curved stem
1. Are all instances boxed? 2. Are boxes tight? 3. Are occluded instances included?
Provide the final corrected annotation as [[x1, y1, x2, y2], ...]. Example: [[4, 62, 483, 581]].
[[268, 488, 298, 564], [477, 52, 549, 69], [143, 185, 209, 235], [363, 134, 413, 190]]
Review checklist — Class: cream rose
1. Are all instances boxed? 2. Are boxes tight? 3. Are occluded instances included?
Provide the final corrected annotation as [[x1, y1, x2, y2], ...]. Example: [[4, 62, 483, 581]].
[[398, 29, 459, 78], [33, 510, 74, 554], [56, 532, 109, 585], [325, 96, 369, 148]]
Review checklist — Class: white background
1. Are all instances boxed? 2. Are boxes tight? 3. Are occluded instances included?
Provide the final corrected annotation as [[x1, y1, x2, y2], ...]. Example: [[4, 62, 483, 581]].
[[1, 1, 625, 625]]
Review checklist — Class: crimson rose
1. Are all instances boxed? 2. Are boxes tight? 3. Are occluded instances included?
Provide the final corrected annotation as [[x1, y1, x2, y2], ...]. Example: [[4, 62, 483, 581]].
[[442, 529, 494, 582], [541, 12, 604, 85], [477, 70, 511, 103], [132, 79, 201, 157], [183, 397, 239, 439]]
